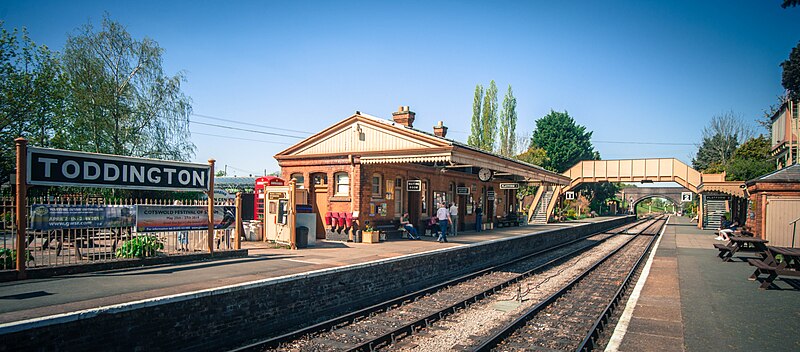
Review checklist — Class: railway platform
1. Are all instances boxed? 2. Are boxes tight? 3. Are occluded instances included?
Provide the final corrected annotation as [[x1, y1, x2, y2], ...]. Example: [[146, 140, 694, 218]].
[[0, 217, 613, 325], [610, 216, 800, 352]]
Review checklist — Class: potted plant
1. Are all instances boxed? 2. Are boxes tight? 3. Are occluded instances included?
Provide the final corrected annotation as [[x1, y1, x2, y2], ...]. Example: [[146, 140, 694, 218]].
[[362, 224, 379, 244]]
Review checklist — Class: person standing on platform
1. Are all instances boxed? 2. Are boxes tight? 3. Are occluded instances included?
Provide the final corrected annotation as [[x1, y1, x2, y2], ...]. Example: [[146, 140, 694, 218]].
[[449, 202, 459, 236], [475, 206, 483, 232], [436, 203, 451, 243]]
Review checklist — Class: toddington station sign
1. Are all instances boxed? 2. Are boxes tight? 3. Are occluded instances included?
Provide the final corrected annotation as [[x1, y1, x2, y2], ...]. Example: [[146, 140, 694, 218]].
[[27, 147, 211, 191]]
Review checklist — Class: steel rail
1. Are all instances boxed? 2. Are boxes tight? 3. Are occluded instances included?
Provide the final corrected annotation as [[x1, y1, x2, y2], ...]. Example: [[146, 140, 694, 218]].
[[232, 218, 646, 352], [471, 222, 655, 352], [575, 216, 665, 351]]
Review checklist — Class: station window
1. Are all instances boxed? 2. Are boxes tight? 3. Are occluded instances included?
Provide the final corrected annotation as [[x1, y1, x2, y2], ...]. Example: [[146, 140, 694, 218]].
[[394, 177, 403, 217], [372, 173, 382, 198], [421, 180, 428, 214], [334, 172, 350, 196], [291, 173, 304, 188]]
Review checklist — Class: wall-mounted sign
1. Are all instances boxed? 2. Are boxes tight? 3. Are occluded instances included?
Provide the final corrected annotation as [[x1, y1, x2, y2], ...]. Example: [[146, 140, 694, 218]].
[[499, 183, 519, 190], [487, 190, 495, 201], [268, 192, 286, 200], [565, 191, 576, 200], [681, 192, 692, 202], [407, 180, 421, 191], [456, 187, 470, 195], [27, 147, 211, 191]]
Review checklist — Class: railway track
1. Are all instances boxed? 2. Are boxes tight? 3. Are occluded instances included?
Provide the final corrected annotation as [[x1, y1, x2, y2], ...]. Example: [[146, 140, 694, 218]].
[[472, 216, 667, 352], [232, 217, 661, 352]]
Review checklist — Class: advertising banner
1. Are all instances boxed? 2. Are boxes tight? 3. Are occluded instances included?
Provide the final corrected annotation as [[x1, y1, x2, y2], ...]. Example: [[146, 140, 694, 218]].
[[30, 204, 135, 230], [135, 205, 236, 232], [27, 147, 211, 191]]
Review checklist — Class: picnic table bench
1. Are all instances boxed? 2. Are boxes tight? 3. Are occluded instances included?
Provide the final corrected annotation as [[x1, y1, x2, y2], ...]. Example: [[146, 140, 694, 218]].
[[748, 246, 800, 289], [713, 236, 769, 262]]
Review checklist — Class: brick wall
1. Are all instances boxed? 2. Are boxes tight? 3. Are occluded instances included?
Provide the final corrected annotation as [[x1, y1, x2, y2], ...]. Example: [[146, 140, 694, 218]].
[[0, 216, 633, 352], [280, 158, 516, 230]]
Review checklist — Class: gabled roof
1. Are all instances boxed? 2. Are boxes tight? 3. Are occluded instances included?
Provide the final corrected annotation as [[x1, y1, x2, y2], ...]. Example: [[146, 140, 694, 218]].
[[275, 112, 569, 185], [746, 164, 800, 185]]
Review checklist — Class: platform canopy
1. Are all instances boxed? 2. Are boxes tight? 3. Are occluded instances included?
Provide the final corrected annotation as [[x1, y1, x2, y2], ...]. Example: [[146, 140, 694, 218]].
[[275, 112, 570, 185]]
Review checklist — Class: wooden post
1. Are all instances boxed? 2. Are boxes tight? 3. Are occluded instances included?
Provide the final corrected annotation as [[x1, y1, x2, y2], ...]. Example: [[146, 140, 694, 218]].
[[289, 179, 297, 250], [15, 138, 27, 279], [207, 159, 215, 254], [235, 192, 242, 250]]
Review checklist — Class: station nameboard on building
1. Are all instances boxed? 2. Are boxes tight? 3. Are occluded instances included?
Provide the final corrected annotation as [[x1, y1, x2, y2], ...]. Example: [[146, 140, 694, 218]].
[[456, 187, 470, 195], [407, 180, 421, 191], [499, 183, 519, 190], [27, 147, 211, 191]]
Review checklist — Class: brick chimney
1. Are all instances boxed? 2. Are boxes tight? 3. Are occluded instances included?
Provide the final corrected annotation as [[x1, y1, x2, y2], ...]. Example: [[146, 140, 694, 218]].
[[433, 121, 448, 138], [392, 106, 415, 128]]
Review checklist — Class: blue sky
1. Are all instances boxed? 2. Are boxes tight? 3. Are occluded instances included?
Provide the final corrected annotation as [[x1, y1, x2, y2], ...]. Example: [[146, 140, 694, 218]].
[[2, 1, 799, 176]]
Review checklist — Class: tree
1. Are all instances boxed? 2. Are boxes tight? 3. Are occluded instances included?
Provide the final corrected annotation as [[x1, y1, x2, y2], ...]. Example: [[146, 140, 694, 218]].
[[530, 110, 595, 173], [725, 135, 774, 181], [782, 41, 800, 102], [516, 146, 548, 167], [0, 24, 65, 180], [60, 15, 194, 161], [467, 84, 483, 148], [498, 85, 517, 157], [782, 0, 799, 8], [692, 111, 752, 172], [480, 80, 498, 152]]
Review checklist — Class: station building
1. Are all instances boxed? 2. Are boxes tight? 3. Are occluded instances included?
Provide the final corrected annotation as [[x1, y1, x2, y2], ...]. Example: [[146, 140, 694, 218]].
[[770, 98, 798, 168], [274, 106, 569, 239]]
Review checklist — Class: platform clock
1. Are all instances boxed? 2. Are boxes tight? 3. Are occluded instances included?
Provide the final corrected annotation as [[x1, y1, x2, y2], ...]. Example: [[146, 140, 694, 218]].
[[478, 168, 493, 182]]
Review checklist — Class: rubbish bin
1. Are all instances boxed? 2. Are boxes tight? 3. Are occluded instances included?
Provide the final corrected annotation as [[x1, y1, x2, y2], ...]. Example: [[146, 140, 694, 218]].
[[295, 226, 309, 249]]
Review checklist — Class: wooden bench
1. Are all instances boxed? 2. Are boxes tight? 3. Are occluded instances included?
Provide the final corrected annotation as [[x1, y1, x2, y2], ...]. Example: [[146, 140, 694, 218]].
[[747, 258, 800, 289], [714, 243, 734, 260], [373, 221, 404, 241]]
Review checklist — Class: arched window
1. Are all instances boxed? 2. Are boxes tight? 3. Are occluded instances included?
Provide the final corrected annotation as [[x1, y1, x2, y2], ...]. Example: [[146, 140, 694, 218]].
[[334, 172, 350, 196], [372, 173, 382, 198]]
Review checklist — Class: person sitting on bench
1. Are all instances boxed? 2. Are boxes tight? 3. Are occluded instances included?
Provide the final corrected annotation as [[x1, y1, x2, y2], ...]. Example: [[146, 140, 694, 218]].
[[426, 217, 439, 237], [716, 216, 738, 241], [400, 213, 420, 240]]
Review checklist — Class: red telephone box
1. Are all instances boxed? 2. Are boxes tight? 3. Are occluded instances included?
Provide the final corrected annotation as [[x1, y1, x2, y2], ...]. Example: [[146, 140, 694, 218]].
[[254, 176, 285, 220]]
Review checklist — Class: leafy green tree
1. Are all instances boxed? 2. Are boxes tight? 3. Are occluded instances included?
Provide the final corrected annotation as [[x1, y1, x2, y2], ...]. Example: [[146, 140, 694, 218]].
[[516, 146, 548, 166], [467, 84, 483, 148], [530, 110, 595, 173], [0, 24, 65, 180], [480, 80, 498, 152], [60, 15, 194, 161], [782, 41, 800, 102], [782, 0, 799, 8], [498, 85, 517, 157], [725, 135, 774, 181]]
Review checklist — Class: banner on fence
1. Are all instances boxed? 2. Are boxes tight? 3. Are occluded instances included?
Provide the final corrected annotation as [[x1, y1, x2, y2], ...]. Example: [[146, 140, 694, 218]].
[[27, 147, 211, 191], [135, 205, 236, 232], [30, 204, 136, 230]]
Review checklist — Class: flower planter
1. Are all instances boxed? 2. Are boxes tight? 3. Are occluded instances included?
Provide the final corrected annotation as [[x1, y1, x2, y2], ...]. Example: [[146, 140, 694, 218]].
[[362, 231, 379, 243]]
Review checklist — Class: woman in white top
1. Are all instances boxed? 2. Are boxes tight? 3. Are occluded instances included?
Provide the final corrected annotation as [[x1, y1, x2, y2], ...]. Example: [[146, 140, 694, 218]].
[[436, 203, 452, 243]]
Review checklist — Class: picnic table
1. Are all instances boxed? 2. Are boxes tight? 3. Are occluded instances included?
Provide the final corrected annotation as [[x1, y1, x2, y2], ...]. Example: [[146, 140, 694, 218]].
[[748, 246, 800, 289], [713, 236, 769, 262]]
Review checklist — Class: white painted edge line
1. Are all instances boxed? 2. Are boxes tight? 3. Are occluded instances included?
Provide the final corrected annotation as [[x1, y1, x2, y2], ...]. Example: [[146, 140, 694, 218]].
[[0, 216, 630, 335], [604, 215, 670, 352]]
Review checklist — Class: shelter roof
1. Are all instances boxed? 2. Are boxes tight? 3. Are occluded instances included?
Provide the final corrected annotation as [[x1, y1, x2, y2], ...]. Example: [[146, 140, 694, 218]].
[[746, 164, 800, 185], [275, 112, 569, 185]]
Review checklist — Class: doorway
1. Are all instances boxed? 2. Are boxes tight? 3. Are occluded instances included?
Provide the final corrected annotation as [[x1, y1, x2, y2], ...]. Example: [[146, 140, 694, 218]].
[[311, 173, 328, 239], [408, 183, 420, 228]]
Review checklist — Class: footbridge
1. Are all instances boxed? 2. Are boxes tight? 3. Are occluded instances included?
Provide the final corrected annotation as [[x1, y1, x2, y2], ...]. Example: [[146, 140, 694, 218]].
[[527, 158, 748, 229]]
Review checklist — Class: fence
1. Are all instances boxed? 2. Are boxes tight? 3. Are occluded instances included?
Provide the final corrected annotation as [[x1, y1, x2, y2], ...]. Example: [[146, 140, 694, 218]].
[[1, 195, 240, 271]]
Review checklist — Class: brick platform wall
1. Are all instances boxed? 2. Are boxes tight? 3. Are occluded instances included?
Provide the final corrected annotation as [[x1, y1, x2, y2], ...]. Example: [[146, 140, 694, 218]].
[[0, 216, 633, 352]]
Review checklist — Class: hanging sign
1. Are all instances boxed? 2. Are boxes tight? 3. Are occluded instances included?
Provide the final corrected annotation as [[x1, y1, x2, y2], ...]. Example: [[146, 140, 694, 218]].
[[681, 192, 692, 202], [456, 187, 470, 195], [565, 191, 576, 200], [407, 180, 421, 191], [135, 205, 236, 232], [499, 183, 520, 190], [487, 190, 496, 201], [27, 147, 211, 191]]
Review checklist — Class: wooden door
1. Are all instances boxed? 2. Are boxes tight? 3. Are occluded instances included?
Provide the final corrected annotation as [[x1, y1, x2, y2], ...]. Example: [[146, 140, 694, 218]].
[[408, 190, 420, 228], [766, 197, 800, 247], [311, 173, 328, 239]]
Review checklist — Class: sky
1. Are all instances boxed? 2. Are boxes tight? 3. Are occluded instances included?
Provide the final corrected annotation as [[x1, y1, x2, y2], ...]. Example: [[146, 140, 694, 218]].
[[2, 1, 799, 177]]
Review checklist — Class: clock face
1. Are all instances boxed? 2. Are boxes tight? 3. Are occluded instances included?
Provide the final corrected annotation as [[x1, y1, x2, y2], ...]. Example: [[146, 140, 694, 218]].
[[478, 168, 492, 182]]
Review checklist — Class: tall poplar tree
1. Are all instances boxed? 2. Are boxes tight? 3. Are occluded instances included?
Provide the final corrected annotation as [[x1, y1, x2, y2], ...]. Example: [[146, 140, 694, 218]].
[[467, 84, 484, 148], [498, 85, 517, 157], [480, 80, 498, 152]]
